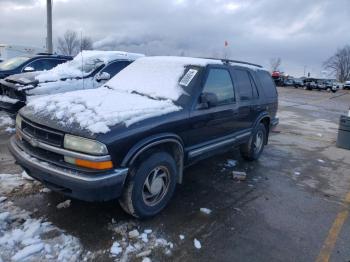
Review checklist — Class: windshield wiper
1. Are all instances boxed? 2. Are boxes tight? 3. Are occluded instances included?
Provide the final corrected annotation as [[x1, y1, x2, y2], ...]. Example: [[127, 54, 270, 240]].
[[131, 90, 166, 101]]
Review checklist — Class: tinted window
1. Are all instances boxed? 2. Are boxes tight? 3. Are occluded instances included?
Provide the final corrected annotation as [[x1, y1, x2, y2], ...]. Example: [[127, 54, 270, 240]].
[[234, 69, 254, 101], [47, 59, 67, 69], [27, 59, 59, 71], [202, 68, 235, 105], [249, 74, 259, 98], [0, 56, 30, 70], [257, 70, 277, 98], [101, 61, 131, 78]]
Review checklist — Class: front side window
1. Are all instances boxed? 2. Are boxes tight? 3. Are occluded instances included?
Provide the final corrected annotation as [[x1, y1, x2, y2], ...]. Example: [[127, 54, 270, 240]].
[[0, 56, 30, 70], [202, 68, 235, 105], [26, 59, 56, 71]]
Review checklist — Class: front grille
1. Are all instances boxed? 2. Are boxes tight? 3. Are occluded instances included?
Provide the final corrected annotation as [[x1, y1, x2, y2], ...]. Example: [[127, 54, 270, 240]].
[[22, 118, 64, 147], [21, 139, 64, 164]]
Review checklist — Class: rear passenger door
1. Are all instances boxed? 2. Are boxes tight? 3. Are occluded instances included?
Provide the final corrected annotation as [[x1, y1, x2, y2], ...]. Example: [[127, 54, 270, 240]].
[[232, 68, 261, 129], [187, 65, 239, 146]]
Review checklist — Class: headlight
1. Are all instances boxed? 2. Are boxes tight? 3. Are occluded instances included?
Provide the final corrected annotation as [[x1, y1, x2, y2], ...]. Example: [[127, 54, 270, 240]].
[[63, 134, 108, 155], [16, 114, 22, 129]]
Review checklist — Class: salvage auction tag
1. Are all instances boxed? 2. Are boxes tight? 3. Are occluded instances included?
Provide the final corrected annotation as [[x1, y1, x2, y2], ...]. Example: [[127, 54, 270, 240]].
[[179, 69, 198, 87]]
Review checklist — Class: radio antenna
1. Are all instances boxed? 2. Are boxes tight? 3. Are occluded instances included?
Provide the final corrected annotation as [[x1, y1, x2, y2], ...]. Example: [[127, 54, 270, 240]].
[[81, 31, 85, 89]]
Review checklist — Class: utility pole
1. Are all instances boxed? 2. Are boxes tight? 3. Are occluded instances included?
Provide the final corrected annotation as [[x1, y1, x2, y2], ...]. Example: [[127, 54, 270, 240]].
[[46, 0, 53, 53]]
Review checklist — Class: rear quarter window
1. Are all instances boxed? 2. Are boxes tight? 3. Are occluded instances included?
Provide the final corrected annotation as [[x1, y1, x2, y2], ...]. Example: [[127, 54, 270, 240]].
[[256, 70, 277, 98]]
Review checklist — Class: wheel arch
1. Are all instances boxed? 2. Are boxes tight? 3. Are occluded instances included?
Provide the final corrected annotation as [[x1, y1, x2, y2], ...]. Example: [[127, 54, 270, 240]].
[[121, 133, 185, 183], [253, 113, 271, 144]]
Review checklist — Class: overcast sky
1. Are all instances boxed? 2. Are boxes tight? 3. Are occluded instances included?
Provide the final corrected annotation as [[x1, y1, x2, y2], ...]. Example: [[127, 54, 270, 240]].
[[1, 0, 349, 77]]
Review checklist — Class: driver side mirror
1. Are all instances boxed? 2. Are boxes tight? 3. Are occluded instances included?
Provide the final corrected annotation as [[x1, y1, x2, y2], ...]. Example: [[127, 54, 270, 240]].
[[199, 92, 218, 109], [95, 72, 111, 82], [23, 66, 34, 72]]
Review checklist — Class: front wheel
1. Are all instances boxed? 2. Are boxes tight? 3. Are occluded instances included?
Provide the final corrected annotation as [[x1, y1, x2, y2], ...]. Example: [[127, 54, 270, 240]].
[[240, 123, 267, 161], [119, 151, 177, 218]]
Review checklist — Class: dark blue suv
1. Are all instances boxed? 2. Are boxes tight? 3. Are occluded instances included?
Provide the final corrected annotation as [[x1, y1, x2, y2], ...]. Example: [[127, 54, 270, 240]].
[[0, 54, 72, 79]]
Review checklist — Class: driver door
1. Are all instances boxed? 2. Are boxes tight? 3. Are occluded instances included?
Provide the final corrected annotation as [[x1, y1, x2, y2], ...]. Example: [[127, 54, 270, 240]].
[[187, 66, 239, 147]]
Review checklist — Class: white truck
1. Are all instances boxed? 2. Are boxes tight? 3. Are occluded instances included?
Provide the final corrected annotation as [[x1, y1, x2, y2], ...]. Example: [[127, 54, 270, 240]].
[[0, 44, 46, 62]]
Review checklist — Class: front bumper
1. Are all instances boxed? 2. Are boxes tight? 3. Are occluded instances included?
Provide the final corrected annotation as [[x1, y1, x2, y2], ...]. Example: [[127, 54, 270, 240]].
[[8, 136, 128, 202]]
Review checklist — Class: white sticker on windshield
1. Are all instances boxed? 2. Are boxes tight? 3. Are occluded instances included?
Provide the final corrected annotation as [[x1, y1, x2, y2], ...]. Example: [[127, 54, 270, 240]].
[[179, 69, 198, 87]]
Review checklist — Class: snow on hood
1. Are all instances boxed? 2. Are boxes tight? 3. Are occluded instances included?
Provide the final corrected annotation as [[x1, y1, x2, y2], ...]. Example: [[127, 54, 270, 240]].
[[35, 51, 144, 83], [27, 87, 181, 134], [105, 56, 221, 101]]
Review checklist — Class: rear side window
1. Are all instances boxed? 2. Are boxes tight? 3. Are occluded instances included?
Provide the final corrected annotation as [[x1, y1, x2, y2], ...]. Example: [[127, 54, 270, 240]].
[[234, 69, 254, 101], [257, 70, 277, 98], [202, 68, 235, 105]]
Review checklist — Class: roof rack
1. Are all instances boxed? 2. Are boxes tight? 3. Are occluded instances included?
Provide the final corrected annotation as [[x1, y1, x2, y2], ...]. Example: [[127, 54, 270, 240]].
[[201, 57, 263, 68], [36, 52, 53, 55]]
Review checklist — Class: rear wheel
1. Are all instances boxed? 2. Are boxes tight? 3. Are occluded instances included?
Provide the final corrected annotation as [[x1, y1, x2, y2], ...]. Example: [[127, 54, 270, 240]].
[[119, 151, 177, 218], [240, 123, 267, 161]]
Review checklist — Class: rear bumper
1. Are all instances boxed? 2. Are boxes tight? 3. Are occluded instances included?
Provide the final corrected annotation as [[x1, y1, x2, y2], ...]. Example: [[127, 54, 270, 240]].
[[8, 136, 128, 202], [271, 117, 279, 127]]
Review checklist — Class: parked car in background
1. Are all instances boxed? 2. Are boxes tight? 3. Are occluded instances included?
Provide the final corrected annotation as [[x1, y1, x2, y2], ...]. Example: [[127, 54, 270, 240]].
[[315, 79, 326, 91], [10, 56, 279, 218], [271, 71, 284, 86], [303, 78, 317, 90], [0, 51, 144, 113], [282, 78, 294, 87], [0, 44, 45, 62], [324, 79, 338, 93], [0, 54, 72, 80], [293, 78, 304, 88], [344, 81, 350, 90]]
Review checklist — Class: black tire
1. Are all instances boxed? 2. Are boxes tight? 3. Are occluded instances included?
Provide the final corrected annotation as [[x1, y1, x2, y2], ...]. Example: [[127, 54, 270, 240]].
[[240, 123, 267, 161], [331, 89, 337, 93], [119, 151, 177, 218]]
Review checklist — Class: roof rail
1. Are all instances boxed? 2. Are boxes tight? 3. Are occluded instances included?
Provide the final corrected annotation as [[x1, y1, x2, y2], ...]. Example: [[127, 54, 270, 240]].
[[201, 57, 263, 68], [36, 52, 53, 55]]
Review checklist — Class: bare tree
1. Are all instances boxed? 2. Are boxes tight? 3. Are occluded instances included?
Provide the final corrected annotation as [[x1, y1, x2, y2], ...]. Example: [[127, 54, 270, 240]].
[[57, 30, 80, 56], [270, 57, 282, 72], [81, 36, 93, 51], [324, 45, 350, 82]]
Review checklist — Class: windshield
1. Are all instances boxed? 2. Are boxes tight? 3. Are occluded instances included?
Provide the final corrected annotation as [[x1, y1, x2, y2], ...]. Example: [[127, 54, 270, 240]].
[[106, 56, 210, 102], [35, 53, 106, 82], [67, 57, 104, 74], [0, 56, 30, 70]]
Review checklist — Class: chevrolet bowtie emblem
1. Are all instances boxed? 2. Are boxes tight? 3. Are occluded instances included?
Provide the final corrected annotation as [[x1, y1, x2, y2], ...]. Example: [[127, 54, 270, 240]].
[[29, 137, 39, 147]]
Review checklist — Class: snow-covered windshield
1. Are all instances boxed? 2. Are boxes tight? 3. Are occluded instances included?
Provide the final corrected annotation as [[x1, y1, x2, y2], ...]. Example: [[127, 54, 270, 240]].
[[106, 56, 218, 101], [35, 51, 144, 82], [0, 56, 30, 70]]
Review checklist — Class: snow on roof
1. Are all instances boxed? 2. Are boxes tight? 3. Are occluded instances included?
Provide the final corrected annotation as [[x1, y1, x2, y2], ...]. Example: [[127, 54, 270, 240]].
[[106, 56, 221, 101], [28, 87, 181, 134], [35, 50, 144, 83]]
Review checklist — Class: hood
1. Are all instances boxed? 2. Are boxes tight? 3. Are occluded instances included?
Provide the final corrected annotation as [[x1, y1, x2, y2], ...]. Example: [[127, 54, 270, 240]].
[[3, 72, 41, 88], [23, 87, 182, 137]]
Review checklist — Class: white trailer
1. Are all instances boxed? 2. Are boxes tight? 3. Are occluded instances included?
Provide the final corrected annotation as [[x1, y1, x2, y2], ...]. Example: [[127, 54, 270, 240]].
[[0, 44, 46, 62]]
